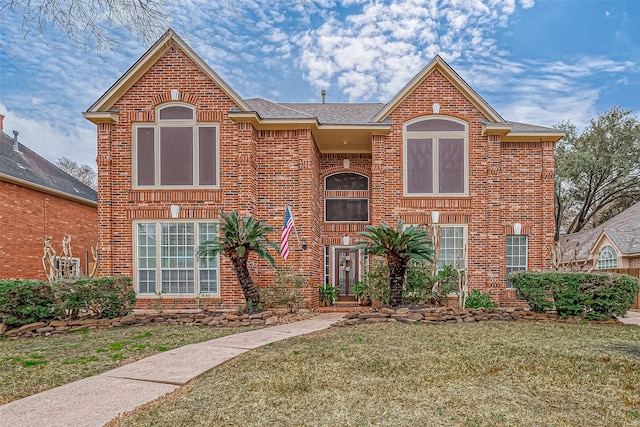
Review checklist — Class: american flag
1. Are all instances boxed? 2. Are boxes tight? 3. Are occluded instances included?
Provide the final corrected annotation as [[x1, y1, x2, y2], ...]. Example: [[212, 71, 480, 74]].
[[280, 205, 294, 259]]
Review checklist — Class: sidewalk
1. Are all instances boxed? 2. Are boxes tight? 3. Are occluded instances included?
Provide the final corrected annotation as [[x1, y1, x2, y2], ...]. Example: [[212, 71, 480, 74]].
[[0, 313, 345, 427], [618, 310, 640, 325]]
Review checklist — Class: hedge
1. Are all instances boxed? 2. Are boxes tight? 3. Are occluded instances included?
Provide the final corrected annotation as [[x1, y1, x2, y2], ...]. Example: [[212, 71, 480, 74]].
[[509, 271, 639, 319], [0, 277, 135, 328]]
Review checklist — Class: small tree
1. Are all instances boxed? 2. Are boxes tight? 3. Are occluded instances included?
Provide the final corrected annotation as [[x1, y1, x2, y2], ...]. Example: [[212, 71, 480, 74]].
[[357, 221, 434, 307], [198, 211, 278, 308]]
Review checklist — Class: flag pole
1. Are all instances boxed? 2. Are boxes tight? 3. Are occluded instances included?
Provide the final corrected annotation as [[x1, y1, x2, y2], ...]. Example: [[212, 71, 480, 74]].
[[287, 204, 302, 248]]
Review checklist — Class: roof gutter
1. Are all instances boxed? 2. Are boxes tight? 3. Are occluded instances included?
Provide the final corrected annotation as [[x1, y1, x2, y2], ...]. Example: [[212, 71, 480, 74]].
[[0, 173, 98, 207]]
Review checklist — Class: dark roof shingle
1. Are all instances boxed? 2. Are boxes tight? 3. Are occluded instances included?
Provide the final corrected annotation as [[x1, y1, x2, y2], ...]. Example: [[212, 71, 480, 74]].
[[0, 131, 97, 203]]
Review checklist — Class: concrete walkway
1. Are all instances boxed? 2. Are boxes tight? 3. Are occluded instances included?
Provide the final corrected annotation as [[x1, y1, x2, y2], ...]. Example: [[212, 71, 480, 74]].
[[619, 310, 640, 325], [0, 313, 345, 427]]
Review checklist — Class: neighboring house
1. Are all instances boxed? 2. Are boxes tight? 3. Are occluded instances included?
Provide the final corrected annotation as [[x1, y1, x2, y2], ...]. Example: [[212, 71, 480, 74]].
[[83, 30, 563, 309], [559, 203, 640, 270], [0, 115, 98, 280]]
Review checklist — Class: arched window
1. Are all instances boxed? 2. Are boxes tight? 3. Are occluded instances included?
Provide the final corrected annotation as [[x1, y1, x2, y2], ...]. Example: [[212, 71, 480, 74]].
[[324, 172, 369, 222], [133, 103, 218, 188], [404, 116, 468, 195], [597, 246, 618, 269]]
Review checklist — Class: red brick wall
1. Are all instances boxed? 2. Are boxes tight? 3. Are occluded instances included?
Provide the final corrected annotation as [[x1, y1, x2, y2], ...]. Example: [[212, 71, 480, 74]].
[[0, 180, 97, 280], [93, 43, 554, 308]]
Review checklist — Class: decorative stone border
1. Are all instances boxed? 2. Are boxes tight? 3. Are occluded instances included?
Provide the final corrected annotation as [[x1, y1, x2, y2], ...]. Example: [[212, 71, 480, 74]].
[[335, 306, 621, 325], [1, 310, 316, 339]]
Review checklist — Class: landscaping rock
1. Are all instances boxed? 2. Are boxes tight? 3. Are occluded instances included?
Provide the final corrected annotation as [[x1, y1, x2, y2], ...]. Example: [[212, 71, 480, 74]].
[[36, 326, 55, 333], [264, 316, 279, 326], [17, 322, 47, 333], [120, 314, 137, 325]]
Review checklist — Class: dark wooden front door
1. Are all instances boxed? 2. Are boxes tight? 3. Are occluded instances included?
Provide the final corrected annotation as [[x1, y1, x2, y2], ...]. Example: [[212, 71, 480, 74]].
[[335, 248, 359, 300]]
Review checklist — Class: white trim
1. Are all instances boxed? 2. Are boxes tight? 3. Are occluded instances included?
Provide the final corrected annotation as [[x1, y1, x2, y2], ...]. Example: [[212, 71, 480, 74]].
[[403, 116, 469, 197], [132, 219, 220, 297]]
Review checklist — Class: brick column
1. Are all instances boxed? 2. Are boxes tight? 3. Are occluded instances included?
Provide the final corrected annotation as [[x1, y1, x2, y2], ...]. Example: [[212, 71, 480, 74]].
[[96, 122, 113, 276]]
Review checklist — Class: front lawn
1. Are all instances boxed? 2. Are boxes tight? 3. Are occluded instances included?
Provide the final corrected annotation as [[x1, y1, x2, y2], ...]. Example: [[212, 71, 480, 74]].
[[0, 324, 251, 404], [109, 322, 640, 427]]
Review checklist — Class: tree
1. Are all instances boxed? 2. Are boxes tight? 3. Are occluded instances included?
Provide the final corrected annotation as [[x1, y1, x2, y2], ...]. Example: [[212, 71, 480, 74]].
[[1, 0, 169, 49], [198, 211, 278, 308], [555, 107, 640, 238], [56, 157, 98, 190], [357, 220, 434, 307]]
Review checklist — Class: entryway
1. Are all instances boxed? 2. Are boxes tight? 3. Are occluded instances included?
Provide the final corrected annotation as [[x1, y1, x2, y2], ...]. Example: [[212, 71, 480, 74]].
[[334, 247, 359, 301]]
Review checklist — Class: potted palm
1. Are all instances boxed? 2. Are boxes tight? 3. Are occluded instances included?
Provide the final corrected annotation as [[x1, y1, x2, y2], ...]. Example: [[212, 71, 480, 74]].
[[352, 281, 372, 306], [319, 283, 338, 306]]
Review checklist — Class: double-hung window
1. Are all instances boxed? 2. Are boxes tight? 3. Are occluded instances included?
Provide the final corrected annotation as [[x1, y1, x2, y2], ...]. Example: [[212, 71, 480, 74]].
[[506, 235, 528, 288], [404, 117, 468, 195], [136, 221, 219, 295], [134, 104, 218, 188], [437, 226, 466, 271]]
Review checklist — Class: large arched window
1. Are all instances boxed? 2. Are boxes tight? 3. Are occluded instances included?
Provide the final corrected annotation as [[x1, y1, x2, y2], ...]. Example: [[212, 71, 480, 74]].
[[404, 117, 468, 195], [133, 103, 218, 188], [597, 246, 618, 269], [324, 172, 369, 222]]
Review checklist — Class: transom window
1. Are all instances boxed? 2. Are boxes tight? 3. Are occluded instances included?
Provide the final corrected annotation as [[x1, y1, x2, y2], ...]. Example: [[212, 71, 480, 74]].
[[136, 221, 218, 295], [324, 172, 369, 222], [506, 235, 528, 288], [404, 117, 468, 195], [597, 245, 618, 269], [133, 104, 218, 188]]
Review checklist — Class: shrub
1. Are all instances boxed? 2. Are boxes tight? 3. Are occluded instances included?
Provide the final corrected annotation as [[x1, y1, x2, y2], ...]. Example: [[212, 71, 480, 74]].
[[56, 276, 136, 319], [0, 280, 60, 328], [403, 261, 457, 305], [261, 268, 306, 312], [465, 290, 497, 309], [362, 260, 390, 304], [510, 271, 639, 319]]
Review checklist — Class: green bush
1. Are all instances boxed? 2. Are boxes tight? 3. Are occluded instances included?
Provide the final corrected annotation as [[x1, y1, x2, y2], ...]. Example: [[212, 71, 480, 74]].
[[56, 277, 136, 319], [510, 271, 639, 319], [465, 290, 497, 309], [403, 261, 458, 305], [0, 280, 60, 328], [261, 268, 306, 312], [362, 260, 390, 304]]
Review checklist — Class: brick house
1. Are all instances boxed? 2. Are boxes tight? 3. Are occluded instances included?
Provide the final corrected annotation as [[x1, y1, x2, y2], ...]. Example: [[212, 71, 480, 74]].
[[560, 202, 640, 270], [0, 116, 98, 280], [83, 30, 563, 309]]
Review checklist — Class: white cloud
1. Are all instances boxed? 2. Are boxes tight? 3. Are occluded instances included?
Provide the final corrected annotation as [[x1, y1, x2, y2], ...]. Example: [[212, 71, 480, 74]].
[[0, 104, 97, 167]]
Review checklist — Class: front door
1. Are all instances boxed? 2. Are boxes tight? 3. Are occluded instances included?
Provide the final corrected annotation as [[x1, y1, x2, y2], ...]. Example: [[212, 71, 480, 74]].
[[335, 248, 359, 300]]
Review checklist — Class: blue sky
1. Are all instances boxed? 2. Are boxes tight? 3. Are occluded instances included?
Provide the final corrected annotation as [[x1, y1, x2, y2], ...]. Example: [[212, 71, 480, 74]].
[[1, 0, 639, 167]]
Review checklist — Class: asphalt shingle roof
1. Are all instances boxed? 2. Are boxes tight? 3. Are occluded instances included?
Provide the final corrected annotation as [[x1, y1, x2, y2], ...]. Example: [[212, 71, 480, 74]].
[[0, 131, 97, 203], [560, 202, 640, 259], [245, 99, 386, 124]]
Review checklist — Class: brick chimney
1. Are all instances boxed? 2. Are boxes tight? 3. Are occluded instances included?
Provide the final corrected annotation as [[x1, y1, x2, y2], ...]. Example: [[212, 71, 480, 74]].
[[0, 114, 4, 132]]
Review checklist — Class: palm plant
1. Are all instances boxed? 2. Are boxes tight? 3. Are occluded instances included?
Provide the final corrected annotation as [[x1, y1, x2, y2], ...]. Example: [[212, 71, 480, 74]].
[[198, 211, 278, 307], [357, 220, 434, 306]]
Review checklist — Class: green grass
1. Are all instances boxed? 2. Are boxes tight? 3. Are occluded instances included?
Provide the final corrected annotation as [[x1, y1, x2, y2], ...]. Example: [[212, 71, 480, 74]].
[[0, 324, 251, 404], [108, 322, 640, 427]]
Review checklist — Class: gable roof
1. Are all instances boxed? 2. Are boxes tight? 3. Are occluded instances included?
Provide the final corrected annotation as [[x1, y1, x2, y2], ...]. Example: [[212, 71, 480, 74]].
[[560, 202, 640, 260], [84, 29, 250, 121], [0, 131, 97, 205], [372, 56, 504, 123]]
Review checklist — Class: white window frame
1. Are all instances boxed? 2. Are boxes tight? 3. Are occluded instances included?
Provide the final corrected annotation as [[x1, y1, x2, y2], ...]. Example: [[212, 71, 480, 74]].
[[132, 103, 220, 189], [53, 257, 81, 278], [506, 235, 528, 288], [597, 245, 618, 270], [436, 225, 467, 272], [403, 116, 469, 196], [133, 220, 220, 296]]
